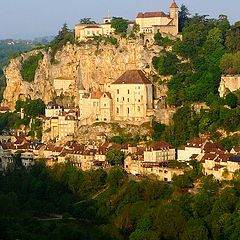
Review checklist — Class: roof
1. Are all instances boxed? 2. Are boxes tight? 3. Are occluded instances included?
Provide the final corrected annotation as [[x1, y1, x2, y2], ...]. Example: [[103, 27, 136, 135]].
[[0, 106, 10, 112], [170, 0, 179, 8], [203, 142, 225, 153], [112, 70, 152, 85], [186, 137, 206, 148], [136, 12, 167, 18], [148, 141, 173, 151], [90, 91, 112, 99], [83, 25, 101, 29]]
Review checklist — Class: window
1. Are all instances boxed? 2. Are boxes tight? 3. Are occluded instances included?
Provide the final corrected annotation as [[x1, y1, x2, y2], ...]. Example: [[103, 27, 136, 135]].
[[117, 89, 119, 94], [137, 106, 140, 112], [128, 89, 130, 94], [117, 108, 119, 114], [123, 97, 124, 101], [138, 99, 140, 102], [104, 104, 106, 107], [127, 98, 129, 102], [127, 108, 130, 114], [117, 98, 119, 102]]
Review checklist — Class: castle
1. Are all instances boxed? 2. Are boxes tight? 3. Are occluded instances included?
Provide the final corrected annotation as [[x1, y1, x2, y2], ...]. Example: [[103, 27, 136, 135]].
[[136, 0, 179, 37], [75, 0, 179, 41]]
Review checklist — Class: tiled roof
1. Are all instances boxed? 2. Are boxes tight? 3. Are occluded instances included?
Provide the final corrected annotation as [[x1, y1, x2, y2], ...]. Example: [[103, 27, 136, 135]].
[[186, 137, 206, 148], [112, 70, 152, 85], [148, 141, 173, 151], [90, 91, 112, 99], [136, 12, 167, 18]]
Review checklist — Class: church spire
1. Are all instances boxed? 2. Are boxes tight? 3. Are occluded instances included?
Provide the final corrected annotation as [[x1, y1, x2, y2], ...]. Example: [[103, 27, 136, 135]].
[[170, 0, 178, 9]]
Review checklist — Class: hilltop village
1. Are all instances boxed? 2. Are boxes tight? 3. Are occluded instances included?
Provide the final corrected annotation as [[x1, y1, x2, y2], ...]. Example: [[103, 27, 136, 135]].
[[1, 0, 240, 184]]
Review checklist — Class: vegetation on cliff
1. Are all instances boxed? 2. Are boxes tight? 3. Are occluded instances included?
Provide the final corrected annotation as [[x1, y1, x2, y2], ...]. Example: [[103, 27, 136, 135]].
[[20, 52, 43, 82]]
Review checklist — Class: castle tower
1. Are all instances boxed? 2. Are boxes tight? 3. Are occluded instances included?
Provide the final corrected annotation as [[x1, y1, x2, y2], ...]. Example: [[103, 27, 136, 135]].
[[170, 0, 179, 34]]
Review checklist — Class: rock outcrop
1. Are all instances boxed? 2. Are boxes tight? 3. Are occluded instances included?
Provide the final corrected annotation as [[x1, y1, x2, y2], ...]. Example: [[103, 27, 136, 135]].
[[3, 38, 162, 110]]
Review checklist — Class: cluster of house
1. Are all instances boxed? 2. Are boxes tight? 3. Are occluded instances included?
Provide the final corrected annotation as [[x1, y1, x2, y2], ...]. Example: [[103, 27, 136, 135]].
[[75, 0, 179, 41], [2, 133, 240, 182], [0, 135, 184, 181], [178, 138, 240, 181]]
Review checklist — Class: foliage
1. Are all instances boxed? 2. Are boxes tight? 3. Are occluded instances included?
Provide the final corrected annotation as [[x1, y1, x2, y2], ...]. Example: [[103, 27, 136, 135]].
[[178, 4, 190, 32], [15, 98, 45, 118], [154, 31, 173, 47], [49, 23, 75, 63], [111, 17, 129, 35], [2, 162, 240, 239], [152, 52, 179, 75], [79, 18, 96, 24], [20, 52, 43, 82], [106, 150, 125, 166], [225, 92, 238, 108], [220, 51, 240, 74]]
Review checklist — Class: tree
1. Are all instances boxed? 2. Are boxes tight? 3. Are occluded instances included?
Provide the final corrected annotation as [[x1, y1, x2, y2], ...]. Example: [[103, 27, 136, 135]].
[[111, 17, 129, 35], [106, 149, 125, 166], [225, 92, 238, 108], [179, 5, 190, 32], [107, 167, 127, 189], [79, 18, 96, 24]]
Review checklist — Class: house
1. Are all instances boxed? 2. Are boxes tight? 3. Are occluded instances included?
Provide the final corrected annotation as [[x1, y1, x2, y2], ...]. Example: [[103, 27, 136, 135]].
[[75, 17, 114, 41], [144, 141, 175, 162], [177, 137, 206, 161]]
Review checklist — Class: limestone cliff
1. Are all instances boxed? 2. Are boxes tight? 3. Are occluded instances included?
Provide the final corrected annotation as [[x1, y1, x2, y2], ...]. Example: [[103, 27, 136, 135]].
[[3, 38, 163, 110]]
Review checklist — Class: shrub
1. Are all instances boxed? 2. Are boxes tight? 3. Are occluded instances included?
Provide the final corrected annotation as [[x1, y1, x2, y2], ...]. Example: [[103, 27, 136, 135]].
[[21, 53, 43, 82]]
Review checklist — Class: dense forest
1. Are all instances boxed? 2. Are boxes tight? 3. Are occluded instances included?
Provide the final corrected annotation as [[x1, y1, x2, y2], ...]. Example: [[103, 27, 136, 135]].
[[1, 161, 240, 240]]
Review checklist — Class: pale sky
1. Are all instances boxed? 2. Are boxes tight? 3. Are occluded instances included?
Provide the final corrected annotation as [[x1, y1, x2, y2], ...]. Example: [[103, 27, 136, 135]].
[[0, 0, 239, 39]]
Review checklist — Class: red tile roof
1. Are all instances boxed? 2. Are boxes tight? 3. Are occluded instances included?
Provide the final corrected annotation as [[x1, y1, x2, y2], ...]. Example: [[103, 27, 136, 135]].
[[112, 70, 152, 85], [136, 12, 167, 18], [90, 91, 112, 99], [148, 141, 173, 151]]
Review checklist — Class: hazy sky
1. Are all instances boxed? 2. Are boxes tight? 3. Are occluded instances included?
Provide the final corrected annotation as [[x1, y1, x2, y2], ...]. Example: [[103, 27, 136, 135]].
[[0, 0, 239, 39]]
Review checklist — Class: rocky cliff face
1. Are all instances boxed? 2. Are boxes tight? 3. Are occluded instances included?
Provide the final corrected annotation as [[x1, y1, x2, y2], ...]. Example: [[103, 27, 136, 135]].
[[3, 38, 162, 110]]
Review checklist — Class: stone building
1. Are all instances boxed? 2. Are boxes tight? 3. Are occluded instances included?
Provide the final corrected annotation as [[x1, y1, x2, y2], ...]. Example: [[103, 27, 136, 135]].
[[78, 69, 154, 125], [79, 91, 113, 124], [110, 70, 153, 122], [75, 17, 114, 41], [136, 0, 179, 37]]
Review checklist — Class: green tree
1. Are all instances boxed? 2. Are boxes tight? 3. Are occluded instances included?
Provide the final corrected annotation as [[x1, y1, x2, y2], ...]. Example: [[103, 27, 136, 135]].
[[225, 92, 238, 108], [79, 18, 96, 24], [111, 17, 129, 35], [179, 4, 190, 32], [106, 149, 125, 166]]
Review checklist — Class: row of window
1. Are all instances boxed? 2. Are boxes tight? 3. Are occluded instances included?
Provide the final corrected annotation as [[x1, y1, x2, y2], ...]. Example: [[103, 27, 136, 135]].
[[117, 98, 141, 102], [116, 88, 141, 94], [116, 106, 141, 114]]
